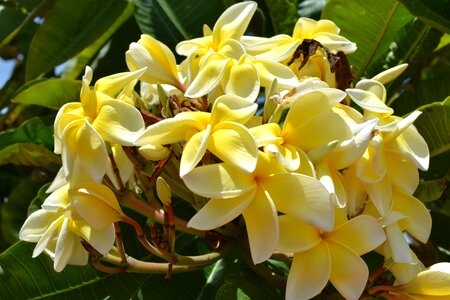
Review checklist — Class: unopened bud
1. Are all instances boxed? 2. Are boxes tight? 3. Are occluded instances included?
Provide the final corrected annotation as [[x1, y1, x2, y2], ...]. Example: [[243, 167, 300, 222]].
[[156, 177, 172, 206]]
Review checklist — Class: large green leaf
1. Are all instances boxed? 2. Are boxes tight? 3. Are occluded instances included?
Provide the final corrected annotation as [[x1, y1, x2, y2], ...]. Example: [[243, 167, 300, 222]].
[[262, 0, 299, 35], [0, 116, 54, 150], [0, 143, 61, 171], [414, 97, 450, 158], [322, 0, 413, 79], [25, 0, 128, 81], [134, 0, 225, 51], [398, 0, 450, 34], [1, 179, 40, 245], [61, 3, 134, 80], [12, 79, 81, 110]]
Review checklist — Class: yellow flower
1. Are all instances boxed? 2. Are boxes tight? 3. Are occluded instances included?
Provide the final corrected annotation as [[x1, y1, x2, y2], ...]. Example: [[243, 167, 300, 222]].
[[395, 263, 450, 298], [183, 151, 333, 264], [136, 95, 258, 177], [19, 184, 116, 272], [363, 189, 431, 265], [278, 214, 385, 300], [126, 34, 184, 91], [54, 66, 146, 181]]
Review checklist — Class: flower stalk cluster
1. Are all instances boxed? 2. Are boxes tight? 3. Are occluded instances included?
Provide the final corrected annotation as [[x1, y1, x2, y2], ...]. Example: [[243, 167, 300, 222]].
[[19, 1, 450, 299]]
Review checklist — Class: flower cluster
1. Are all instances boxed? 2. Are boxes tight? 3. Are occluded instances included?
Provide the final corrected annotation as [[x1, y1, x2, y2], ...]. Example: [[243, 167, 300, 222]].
[[19, 1, 450, 299]]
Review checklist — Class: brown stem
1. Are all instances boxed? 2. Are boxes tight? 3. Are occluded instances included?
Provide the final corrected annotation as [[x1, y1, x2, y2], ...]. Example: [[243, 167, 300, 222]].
[[122, 192, 205, 237], [114, 222, 128, 266], [109, 153, 126, 192]]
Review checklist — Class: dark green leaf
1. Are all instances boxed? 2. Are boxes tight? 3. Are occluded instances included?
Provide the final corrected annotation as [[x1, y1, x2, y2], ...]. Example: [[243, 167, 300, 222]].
[[12, 79, 81, 110], [415, 177, 448, 203], [1, 179, 40, 244], [262, 0, 299, 34], [134, 0, 225, 51], [369, 19, 443, 77], [414, 97, 450, 158], [0, 116, 54, 150], [0, 6, 26, 44], [430, 210, 450, 249], [26, 0, 128, 80], [322, 0, 413, 79], [61, 3, 134, 80], [398, 0, 450, 34], [298, 0, 326, 20], [0, 143, 61, 171], [27, 182, 52, 216]]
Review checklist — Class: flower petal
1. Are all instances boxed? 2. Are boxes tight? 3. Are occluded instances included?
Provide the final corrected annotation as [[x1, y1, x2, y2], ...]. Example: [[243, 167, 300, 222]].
[[185, 57, 230, 98], [252, 59, 298, 89], [136, 112, 207, 146], [182, 163, 255, 198], [325, 215, 385, 256], [188, 190, 255, 230], [401, 263, 450, 296], [19, 209, 59, 243], [75, 120, 108, 182], [94, 68, 146, 97], [93, 99, 145, 146], [393, 189, 432, 244], [371, 64, 408, 85], [211, 95, 258, 125], [364, 173, 392, 217], [386, 222, 414, 263], [346, 87, 393, 115], [386, 151, 419, 194], [264, 173, 334, 231], [242, 187, 278, 264], [54, 218, 75, 272], [286, 243, 331, 300], [277, 215, 321, 252], [180, 125, 211, 177], [265, 143, 300, 171], [328, 242, 369, 300], [72, 220, 115, 256], [209, 122, 258, 173], [223, 61, 260, 101], [138, 144, 170, 161], [212, 1, 257, 48]]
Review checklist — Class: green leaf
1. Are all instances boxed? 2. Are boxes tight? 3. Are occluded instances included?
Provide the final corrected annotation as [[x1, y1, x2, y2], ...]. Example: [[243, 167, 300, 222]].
[[298, 0, 326, 20], [134, 0, 225, 51], [25, 0, 128, 80], [1, 179, 40, 244], [0, 116, 54, 150], [61, 3, 134, 80], [369, 19, 443, 77], [415, 97, 450, 158], [0, 5, 26, 43], [322, 0, 414, 79], [12, 79, 81, 110], [415, 177, 448, 202], [0, 143, 61, 171], [27, 182, 52, 216], [263, 0, 299, 35], [398, 0, 450, 34]]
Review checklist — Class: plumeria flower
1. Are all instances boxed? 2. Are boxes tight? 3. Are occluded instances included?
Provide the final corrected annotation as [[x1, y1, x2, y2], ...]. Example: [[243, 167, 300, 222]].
[[54, 67, 146, 182], [391, 263, 450, 299], [278, 213, 385, 300], [183, 151, 333, 264], [136, 94, 258, 177], [19, 183, 118, 272], [363, 188, 432, 265], [345, 68, 429, 216], [126, 34, 184, 91]]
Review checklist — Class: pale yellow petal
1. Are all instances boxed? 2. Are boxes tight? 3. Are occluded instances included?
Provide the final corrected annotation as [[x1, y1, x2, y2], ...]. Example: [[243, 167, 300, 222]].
[[252, 59, 298, 89], [209, 122, 258, 173], [372, 64, 408, 85], [365, 173, 392, 217], [342, 167, 367, 218], [354, 79, 387, 103], [315, 161, 347, 208], [180, 125, 211, 177], [93, 99, 145, 146], [138, 144, 170, 161], [66, 238, 89, 266], [386, 222, 414, 263], [356, 136, 387, 184], [265, 143, 300, 171], [212, 1, 257, 48], [393, 189, 431, 244], [224, 61, 259, 101], [94, 68, 146, 97], [277, 215, 321, 252], [176, 36, 212, 57], [185, 57, 230, 98], [346, 88, 393, 115], [19, 209, 59, 243], [249, 123, 282, 147], [182, 163, 255, 198], [286, 243, 331, 300], [328, 242, 369, 300], [187, 190, 255, 230], [71, 220, 115, 256], [211, 95, 258, 125], [242, 187, 278, 264], [386, 151, 419, 194], [75, 120, 108, 182], [136, 112, 206, 146], [402, 263, 450, 296], [263, 173, 334, 231], [324, 215, 385, 256], [54, 218, 74, 272]]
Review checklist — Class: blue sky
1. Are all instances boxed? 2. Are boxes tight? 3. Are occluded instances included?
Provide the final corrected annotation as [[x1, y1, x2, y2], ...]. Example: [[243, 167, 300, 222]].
[[0, 58, 15, 89]]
